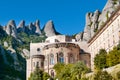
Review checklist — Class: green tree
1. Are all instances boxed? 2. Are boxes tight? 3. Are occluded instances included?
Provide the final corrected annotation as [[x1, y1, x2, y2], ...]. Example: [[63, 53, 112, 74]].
[[94, 49, 107, 70], [28, 66, 51, 80], [106, 47, 120, 67], [71, 61, 90, 80], [53, 62, 65, 77], [58, 64, 73, 80]]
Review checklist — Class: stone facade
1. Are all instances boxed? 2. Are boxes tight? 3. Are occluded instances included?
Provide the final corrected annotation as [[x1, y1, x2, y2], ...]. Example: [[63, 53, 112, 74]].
[[26, 35, 90, 80]]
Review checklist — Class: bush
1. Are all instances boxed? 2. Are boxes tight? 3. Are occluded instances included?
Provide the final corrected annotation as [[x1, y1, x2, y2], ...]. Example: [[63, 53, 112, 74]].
[[94, 49, 107, 70], [106, 47, 120, 67]]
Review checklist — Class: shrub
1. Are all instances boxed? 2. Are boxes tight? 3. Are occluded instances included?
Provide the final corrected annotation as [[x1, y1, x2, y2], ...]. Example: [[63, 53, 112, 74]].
[[106, 47, 120, 67], [94, 49, 107, 70]]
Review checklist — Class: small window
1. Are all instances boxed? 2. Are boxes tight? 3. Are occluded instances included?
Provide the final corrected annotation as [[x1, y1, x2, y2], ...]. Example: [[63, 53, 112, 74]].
[[50, 54, 54, 65], [58, 52, 64, 63], [37, 48, 40, 51], [69, 54, 74, 63]]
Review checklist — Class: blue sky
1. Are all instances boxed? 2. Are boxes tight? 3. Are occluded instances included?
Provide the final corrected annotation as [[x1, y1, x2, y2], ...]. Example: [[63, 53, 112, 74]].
[[0, 0, 107, 35]]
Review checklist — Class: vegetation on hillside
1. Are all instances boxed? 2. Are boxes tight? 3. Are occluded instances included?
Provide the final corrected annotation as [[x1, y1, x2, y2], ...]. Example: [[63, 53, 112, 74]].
[[0, 32, 47, 80]]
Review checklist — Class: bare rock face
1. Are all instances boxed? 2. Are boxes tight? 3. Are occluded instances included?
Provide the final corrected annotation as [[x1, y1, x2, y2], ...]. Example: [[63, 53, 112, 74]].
[[34, 20, 41, 35], [98, 0, 120, 29], [82, 13, 92, 41], [75, 32, 83, 42], [22, 49, 30, 58], [43, 20, 56, 37], [80, 0, 120, 42], [5, 20, 17, 38], [17, 20, 25, 33], [4, 41, 8, 47], [91, 10, 100, 37]]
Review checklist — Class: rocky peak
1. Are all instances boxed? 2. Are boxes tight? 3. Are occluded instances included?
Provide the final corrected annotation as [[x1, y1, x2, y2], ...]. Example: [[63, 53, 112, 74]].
[[43, 20, 56, 37], [17, 20, 25, 32], [5, 20, 17, 38], [28, 22, 36, 34], [82, 13, 92, 41], [34, 20, 41, 35], [18, 20, 25, 28]]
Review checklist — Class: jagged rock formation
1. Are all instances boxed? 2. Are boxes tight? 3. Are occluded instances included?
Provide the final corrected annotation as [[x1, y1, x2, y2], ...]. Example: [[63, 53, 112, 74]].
[[34, 20, 41, 35], [43, 20, 56, 37], [17, 20, 25, 33], [5, 20, 18, 38], [28, 22, 36, 34], [76, 0, 120, 42], [0, 19, 59, 38], [82, 13, 93, 41], [98, 0, 120, 28]]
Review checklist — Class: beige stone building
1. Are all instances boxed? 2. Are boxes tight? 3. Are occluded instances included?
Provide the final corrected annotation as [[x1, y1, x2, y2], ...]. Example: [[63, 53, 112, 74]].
[[88, 7, 120, 70], [26, 35, 90, 80]]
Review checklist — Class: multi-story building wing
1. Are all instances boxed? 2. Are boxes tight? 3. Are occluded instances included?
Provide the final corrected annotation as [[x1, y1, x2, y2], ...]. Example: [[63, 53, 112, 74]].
[[88, 7, 120, 70]]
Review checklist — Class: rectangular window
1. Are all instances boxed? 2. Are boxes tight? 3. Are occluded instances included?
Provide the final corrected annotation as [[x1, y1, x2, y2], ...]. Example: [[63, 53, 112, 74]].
[[113, 35, 115, 44]]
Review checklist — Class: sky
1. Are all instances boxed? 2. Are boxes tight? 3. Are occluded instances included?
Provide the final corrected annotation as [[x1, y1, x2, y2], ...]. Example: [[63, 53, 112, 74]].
[[0, 0, 107, 35]]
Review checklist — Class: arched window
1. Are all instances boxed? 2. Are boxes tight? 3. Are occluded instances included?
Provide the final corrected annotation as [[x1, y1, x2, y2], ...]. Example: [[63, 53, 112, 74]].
[[59, 52, 64, 63], [69, 54, 74, 63], [50, 54, 54, 65]]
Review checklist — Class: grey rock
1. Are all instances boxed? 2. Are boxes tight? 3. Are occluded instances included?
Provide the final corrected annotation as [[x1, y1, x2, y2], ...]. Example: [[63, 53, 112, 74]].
[[17, 20, 25, 32], [22, 49, 30, 58], [82, 13, 92, 41], [4, 41, 8, 47], [98, 0, 120, 29], [44, 20, 56, 37], [91, 10, 100, 37], [75, 32, 83, 42], [34, 20, 41, 35], [5, 20, 17, 38]]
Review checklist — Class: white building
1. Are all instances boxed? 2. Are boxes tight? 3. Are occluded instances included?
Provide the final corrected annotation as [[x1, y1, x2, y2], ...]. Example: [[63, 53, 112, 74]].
[[88, 7, 120, 70]]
